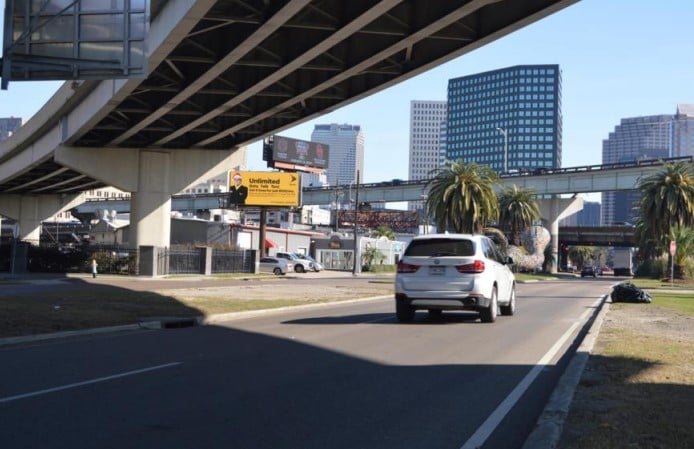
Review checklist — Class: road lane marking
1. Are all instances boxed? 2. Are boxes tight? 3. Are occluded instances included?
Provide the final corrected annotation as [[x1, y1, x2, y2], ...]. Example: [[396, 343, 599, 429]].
[[0, 362, 182, 404], [459, 297, 603, 449]]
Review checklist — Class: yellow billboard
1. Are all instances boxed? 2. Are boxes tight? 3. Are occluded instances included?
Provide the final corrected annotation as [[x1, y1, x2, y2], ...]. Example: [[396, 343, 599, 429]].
[[227, 171, 301, 207]]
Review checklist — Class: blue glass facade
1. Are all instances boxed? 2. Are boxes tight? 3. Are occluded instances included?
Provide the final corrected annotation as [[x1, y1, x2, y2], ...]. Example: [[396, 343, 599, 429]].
[[446, 65, 562, 173]]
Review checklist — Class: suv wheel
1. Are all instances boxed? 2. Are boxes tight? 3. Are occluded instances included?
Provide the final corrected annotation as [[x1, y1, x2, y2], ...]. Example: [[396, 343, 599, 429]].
[[396, 300, 415, 322], [295, 264, 305, 273], [480, 287, 498, 323], [500, 285, 515, 316]]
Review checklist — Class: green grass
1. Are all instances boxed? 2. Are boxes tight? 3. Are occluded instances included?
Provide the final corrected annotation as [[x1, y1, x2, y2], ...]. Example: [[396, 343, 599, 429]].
[[651, 292, 694, 314], [628, 277, 694, 290]]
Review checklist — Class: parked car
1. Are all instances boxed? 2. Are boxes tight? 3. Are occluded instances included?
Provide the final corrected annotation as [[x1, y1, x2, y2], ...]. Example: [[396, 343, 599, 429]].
[[274, 251, 313, 273], [259, 257, 293, 275], [296, 254, 323, 272], [394, 233, 516, 323], [580, 266, 597, 278]]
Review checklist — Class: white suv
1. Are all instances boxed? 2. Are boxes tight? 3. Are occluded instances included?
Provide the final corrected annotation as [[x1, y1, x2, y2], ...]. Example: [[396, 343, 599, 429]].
[[395, 233, 516, 323], [274, 252, 313, 273]]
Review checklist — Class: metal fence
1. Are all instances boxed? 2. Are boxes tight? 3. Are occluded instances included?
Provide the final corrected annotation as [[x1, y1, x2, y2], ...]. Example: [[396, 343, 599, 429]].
[[161, 248, 201, 275], [212, 249, 255, 274], [2, 242, 255, 276]]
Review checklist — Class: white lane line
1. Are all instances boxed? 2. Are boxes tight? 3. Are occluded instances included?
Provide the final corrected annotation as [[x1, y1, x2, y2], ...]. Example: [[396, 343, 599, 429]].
[[0, 362, 182, 404], [459, 297, 603, 449]]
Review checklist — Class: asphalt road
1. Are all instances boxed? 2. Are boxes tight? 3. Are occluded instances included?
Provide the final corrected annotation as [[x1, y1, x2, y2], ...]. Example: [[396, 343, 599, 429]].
[[0, 277, 614, 449]]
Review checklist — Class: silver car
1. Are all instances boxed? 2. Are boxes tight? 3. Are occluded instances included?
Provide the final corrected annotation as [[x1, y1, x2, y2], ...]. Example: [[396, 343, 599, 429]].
[[394, 233, 516, 323], [296, 254, 323, 272], [259, 257, 293, 275]]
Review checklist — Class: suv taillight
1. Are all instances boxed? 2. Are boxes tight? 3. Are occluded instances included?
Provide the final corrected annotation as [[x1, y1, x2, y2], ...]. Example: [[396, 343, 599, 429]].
[[456, 260, 485, 273], [397, 261, 420, 273]]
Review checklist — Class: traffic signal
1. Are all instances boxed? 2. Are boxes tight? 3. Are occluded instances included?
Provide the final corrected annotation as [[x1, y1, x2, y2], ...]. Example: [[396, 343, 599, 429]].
[[262, 136, 274, 162]]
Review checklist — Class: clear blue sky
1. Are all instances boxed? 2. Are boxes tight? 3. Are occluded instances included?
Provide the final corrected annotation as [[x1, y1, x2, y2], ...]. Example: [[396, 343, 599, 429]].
[[1, 0, 692, 189]]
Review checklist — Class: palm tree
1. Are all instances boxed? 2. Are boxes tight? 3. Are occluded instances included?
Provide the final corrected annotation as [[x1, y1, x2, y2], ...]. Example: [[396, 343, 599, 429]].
[[636, 160, 694, 252], [497, 185, 541, 246], [372, 225, 395, 240], [425, 160, 499, 233]]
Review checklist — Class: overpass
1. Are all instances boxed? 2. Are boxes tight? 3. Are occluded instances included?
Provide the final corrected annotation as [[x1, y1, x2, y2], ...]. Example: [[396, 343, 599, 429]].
[[0, 0, 580, 259]]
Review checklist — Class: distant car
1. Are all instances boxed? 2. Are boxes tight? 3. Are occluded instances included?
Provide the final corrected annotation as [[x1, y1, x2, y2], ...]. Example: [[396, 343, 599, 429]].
[[296, 254, 323, 272], [581, 266, 597, 278], [395, 233, 516, 323], [274, 251, 313, 273], [259, 257, 293, 275]]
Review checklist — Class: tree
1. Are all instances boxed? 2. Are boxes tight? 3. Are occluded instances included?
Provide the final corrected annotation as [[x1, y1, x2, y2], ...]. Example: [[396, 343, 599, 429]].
[[362, 246, 385, 270], [425, 160, 499, 233], [497, 185, 541, 246], [568, 246, 596, 270], [372, 225, 395, 240], [635, 160, 694, 254]]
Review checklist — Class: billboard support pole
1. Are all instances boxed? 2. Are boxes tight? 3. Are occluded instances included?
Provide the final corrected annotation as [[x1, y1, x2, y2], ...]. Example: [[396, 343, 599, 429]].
[[259, 207, 267, 257], [352, 170, 360, 276]]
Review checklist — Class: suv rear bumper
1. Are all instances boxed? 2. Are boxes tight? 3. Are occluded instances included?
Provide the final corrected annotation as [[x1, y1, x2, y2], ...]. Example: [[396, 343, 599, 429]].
[[395, 293, 492, 310]]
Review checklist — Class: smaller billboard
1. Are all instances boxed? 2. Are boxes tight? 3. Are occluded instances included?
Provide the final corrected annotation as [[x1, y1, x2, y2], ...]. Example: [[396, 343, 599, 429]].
[[228, 171, 301, 207], [271, 135, 329, 170]]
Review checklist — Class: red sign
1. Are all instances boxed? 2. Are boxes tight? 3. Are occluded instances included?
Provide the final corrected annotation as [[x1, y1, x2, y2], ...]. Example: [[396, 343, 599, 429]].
[[670, 240, 677, 256]]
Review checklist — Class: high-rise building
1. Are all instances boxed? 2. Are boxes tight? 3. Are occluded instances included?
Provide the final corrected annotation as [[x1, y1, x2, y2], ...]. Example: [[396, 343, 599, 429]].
[[310, 123, 364, 186], [672, 104, 694, 158], [409, 100, 447, 180], [446, 65, 562, 173], [601, 115, 672, 225], [0, 117, 22, 141], [560, 201, 601, 226], [409, 100, 447, 210]]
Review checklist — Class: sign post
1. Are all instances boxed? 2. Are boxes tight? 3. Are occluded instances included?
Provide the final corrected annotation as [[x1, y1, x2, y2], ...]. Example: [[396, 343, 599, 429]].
[[669, 240, 676, 284]]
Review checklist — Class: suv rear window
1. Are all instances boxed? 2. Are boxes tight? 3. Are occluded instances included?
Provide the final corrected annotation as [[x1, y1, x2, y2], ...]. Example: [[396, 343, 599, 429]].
[[404, 238, 475, 257]]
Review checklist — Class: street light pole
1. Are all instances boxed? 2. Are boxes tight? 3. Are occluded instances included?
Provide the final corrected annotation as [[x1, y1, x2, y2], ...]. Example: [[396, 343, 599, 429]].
[[496, 127, 508, 173]]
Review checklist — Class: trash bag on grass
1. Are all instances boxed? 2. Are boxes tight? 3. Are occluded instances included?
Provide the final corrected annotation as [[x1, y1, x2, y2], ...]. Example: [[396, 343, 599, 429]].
[[611, 282, 652, 303]]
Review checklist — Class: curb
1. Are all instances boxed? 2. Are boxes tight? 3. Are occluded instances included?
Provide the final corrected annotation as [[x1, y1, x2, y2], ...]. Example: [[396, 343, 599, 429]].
[[0, 323, 145, 347], [521, 294, 610, 449]]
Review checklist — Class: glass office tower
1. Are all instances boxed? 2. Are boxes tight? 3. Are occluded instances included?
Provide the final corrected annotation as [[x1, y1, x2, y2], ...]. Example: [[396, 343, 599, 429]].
[[311, 123, 364, 187], [446, 65, 562, 173], [601, 115, 674, 225]]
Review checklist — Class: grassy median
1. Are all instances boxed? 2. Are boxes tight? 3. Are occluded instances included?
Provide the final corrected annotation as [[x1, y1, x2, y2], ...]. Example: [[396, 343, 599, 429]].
[[558, 287, 694, 449], [0, 281, 394, 338]]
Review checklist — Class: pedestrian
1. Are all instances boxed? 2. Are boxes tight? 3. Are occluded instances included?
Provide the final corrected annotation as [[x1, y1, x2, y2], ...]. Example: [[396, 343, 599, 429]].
[[91, 258, 98, 278]]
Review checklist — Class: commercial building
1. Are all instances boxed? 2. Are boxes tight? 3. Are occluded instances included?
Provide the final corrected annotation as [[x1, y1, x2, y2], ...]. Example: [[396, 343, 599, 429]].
[[0, 117, 22, 141], [408, 100, 447, 210], [446, 65, 562, 173], [672, 104, 694, 158], [601, 115, 672, 225], [310, 123, 364, 187]]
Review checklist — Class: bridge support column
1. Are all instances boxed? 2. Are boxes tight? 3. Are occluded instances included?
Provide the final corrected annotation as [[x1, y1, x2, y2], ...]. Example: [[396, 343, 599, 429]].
[[0, 193, 84, 244], [55, 145, 244, 275], [538, 196, 584, 273]]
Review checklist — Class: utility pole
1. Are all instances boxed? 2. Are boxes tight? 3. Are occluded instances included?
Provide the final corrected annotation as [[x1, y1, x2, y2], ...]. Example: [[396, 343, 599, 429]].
[[352, 170, 360, 276]]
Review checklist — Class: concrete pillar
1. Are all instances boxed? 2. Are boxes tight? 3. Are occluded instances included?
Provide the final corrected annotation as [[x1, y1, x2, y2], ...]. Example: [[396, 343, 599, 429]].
[[55, 145, 245, 249], [199, 246, 212, 275], [130, 151, 173, 249], [538, 196, 584, 273]]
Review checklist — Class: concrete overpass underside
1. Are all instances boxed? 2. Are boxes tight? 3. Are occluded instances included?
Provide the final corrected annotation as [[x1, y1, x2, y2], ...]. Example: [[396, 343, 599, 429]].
[[0, 0, 581, 274]]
